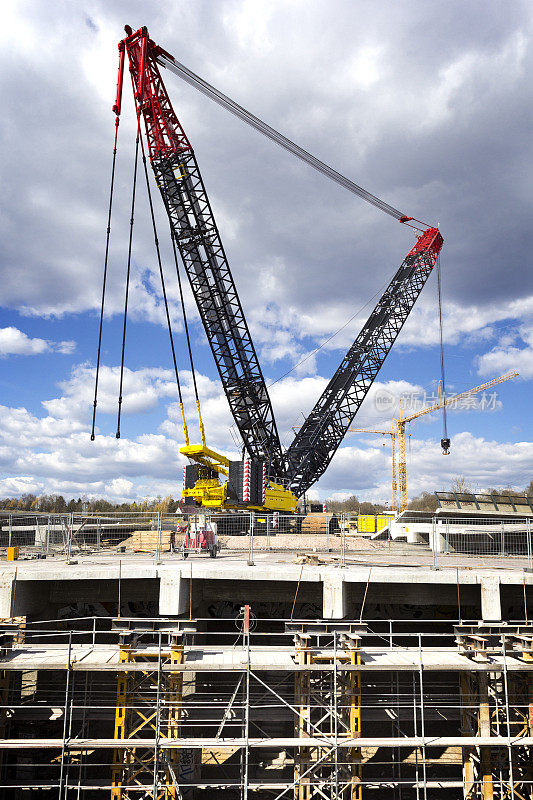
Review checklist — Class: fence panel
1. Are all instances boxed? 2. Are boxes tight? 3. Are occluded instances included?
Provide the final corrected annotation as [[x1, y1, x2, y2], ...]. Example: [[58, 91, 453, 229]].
[[432, 515, 533, 569]]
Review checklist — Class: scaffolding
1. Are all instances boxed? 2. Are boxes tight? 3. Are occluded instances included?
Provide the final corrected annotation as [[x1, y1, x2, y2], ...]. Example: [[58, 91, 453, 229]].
[[0, 615, 529, 797], [294, 624, 362, 800], [458, 625, 533, 799], [111, 627, 185, 799]]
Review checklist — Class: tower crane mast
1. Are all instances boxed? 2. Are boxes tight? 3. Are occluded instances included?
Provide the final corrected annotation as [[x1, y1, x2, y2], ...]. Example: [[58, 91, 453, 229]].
[[349, 371, 518, 513], [395, 370, 518, 511]]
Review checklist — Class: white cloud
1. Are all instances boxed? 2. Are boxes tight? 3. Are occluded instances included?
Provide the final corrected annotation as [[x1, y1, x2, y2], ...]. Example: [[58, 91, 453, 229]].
[[0, 3, 531, 503], [1, 1, 532, 362], [0, 326, 75, 357], [42, 364, 180, 424], [0, 357, 529, 503], [316, 431, 533, 504], [477, 323, 533, 379]]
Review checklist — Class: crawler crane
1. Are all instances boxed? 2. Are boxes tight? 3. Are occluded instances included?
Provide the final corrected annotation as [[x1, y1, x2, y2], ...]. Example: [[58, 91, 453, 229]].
[[94, 26, 444, 513]]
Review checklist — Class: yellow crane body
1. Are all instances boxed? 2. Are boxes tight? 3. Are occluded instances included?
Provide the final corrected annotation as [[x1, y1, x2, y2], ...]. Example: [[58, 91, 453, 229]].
[[180, 443, 298, 513]]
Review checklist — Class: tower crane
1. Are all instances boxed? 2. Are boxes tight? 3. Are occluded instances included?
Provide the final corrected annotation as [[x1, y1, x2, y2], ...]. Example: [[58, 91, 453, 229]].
[[396, 370, 518, 512], [346, 426, 398, 511], [94, 26, 445, 512], [349, 371, 518, 513]]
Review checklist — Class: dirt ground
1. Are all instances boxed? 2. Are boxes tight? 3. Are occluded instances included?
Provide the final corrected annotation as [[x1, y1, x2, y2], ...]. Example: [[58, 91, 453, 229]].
[[218, 532, 387, 551]]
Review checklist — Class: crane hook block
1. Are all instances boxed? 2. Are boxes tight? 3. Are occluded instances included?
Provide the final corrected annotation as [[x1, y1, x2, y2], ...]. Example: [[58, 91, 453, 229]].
[[441, 437, 450, 455]]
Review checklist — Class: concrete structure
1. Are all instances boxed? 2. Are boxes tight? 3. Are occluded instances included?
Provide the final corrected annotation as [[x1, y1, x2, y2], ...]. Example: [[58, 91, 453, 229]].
[[0, 511, 532, 796], [1, 554, 532, 623]]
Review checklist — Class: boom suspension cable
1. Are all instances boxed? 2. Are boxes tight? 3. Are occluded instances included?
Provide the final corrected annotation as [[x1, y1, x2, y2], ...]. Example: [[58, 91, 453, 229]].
[[115, 110, 141, 439], [268, 273, 395, 388], [168, 226, 206, 447], [139, 133, 190, 447], [158, 53, 411, 223], [91, 116, 120, 441], [436, 253, 449, 452]]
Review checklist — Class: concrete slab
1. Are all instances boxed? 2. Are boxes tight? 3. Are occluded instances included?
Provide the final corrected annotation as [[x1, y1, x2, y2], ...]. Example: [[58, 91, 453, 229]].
[[0, 553, 530, 620]]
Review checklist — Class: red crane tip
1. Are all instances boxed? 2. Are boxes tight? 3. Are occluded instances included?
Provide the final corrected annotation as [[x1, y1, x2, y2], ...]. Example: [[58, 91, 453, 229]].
[[124, 25, 133, 36]]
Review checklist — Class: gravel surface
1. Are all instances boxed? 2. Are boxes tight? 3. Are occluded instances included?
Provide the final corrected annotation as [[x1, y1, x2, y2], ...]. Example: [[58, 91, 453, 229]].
[[218, 533, 386, 551]]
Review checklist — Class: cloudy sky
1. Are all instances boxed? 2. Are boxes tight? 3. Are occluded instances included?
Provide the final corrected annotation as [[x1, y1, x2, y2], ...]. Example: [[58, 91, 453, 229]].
[[0, 0, 531, 504]]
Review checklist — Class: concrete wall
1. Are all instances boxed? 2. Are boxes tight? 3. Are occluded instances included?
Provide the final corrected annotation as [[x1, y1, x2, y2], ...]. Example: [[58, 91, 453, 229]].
[[0, 561, 531, 624]]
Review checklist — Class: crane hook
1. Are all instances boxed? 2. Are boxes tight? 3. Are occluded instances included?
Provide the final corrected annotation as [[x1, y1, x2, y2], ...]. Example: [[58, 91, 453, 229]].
[[441, 437, 450, 455]]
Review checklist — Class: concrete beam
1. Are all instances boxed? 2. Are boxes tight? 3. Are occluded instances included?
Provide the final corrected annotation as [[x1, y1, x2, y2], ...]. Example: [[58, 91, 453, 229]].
[[323, 573, 347, 619], [0, 576, 12, 618], [480, 576, 501, 621], [159, 571, 189, 616]]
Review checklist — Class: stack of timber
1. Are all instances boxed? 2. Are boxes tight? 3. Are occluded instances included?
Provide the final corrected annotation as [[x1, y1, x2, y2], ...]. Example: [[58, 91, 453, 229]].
[[120, 529, 178, 552], [300, 513, 340, 535]]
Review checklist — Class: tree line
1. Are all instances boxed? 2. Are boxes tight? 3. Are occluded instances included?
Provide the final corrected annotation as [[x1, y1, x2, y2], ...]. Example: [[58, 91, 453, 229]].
[[0, 494, 181, 514], [1, 477, 531, 515]]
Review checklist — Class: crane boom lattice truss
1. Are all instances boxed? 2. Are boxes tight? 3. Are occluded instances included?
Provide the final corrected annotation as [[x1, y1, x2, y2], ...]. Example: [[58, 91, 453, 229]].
[[123, 28, 284, 475], [114, 26, 444, 506], [285, 227, 443, 497]]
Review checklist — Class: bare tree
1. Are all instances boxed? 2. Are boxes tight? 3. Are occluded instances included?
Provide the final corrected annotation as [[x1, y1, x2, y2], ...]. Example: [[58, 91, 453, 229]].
[[450, 475, 472, 494]]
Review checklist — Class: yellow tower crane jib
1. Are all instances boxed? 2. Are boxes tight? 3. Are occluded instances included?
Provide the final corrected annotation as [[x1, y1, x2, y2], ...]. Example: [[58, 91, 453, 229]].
[[348, 370, 518, 515]]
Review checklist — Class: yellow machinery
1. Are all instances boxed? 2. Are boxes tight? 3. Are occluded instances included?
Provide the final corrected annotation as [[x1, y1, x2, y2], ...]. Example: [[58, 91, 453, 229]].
[[175, 376, 298, 512], [350, 371, 518, 513], [181, 442, 298, 512], [180, 443, 297, 513]]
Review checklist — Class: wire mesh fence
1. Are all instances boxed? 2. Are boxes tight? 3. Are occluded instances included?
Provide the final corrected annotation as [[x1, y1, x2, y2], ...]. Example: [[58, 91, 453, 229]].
[[1, 510, 532, 568], [432, 515, 533, 569], [0, 509, 395, 562]]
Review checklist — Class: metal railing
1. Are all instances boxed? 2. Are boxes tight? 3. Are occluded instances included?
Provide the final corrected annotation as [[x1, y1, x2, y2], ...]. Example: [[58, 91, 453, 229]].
[[431, 515, 533, 569], [2, 509, 531, 569], [0, 616, 530, 794]]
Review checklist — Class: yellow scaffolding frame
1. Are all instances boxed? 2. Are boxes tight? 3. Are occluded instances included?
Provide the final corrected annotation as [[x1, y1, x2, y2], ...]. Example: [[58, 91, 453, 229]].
[[459, 630, 533, 800], [294, 630, 362, 800], [111, 631, 183, 800]]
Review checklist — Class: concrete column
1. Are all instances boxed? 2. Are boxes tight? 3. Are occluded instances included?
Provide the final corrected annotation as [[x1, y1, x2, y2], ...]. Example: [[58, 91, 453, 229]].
[[480, 576, 501, 621], [159, 571, 189, 616], [430, 524, 447, 553], [0, 576, 13, 618], [323, 573, 347, 619]]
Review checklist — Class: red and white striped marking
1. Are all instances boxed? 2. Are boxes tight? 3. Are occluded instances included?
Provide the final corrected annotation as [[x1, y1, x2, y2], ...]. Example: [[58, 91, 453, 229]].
[[243, 459, 251, 502], [182, 465, 187, 497], [261, 463, 266, 505], [273, 511, 279, 529], [322, 503, 327, 513]]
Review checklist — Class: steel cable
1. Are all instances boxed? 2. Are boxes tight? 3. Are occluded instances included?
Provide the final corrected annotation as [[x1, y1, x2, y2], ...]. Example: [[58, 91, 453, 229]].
[[168, 218, 201, 409], [158, 54, 409, 222], [116, 111, 141, 439], [91, 118, 120, 441], [436, 253, 448, 444], [139, 134, 185, 407]]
